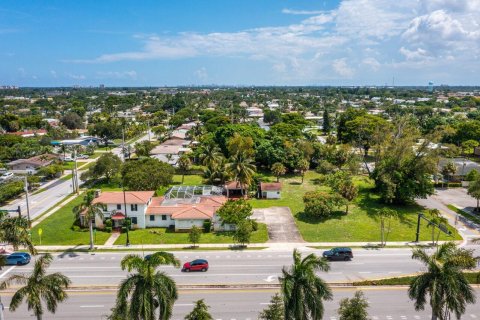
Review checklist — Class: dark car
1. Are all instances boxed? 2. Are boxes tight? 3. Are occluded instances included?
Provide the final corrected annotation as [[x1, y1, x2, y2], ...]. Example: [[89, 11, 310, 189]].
[[182, 259, 208, 272], [4, 252, 31, 266], [322, 247, 353, 261]]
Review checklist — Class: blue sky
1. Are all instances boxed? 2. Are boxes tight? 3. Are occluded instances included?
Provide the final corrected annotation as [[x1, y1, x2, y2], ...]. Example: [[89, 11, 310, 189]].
[[1, 0, 479, 86]]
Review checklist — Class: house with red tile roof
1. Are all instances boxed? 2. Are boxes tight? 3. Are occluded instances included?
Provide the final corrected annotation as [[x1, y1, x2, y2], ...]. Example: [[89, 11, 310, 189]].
[[91, 190, 227, 231]]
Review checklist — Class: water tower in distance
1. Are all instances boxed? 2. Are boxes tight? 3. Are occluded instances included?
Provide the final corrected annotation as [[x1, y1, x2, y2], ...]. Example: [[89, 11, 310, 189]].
[[428, 81, 434, 93]]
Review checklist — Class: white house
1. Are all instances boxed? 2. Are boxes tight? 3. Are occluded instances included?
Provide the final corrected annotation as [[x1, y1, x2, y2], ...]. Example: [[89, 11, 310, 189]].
[[259, 182, 282, 199]]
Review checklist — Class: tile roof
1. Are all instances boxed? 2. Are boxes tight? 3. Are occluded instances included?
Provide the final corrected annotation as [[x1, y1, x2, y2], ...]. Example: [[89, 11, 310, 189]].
[[146, 196, 226, 220], [7, 154, 59, 167], [260, 182, 282, 191], [92, 191, 154, 205]]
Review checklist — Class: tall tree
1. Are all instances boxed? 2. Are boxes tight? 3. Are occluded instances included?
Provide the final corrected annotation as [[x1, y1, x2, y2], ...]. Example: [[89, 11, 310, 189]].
[[111, 252, 180, 320], [0, 211, 37, 254], [135, 140, 154, 157], [467, 175, 480, 212], [338, 291, 369, 320], [188, 225, 201, 248], [226, 153, 256, 196], [338, 179, 358, 214], [322, 109, 331, 134], [297, 158, 310, 184], [280, 249, 332, 320], [199, 143, 222, 167], [80, 152, 121, 183], [409, 242, 476, 320], [0, 253, 71, 320], [178, 154, 192, 184], [122, 158, 175, 191], [271, 162, 286, 182], [184, 299, 213, 320], [72, 190, 105, 250], [441, 161, 457, 188]]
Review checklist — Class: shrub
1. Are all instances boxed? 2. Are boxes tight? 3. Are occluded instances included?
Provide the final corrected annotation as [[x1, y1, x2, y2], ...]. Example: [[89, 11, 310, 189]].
[[251, 219, 258, 231], [105, 226, 112, 233], [105, 219, 112, 228], [315, 160, 337, 174], [303, 191, 345, 218], [203, 220, 211, 233]]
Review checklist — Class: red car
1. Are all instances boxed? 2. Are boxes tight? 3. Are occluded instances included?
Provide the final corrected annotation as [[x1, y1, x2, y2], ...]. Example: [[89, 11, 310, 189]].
[[182, 259, 209, 272]]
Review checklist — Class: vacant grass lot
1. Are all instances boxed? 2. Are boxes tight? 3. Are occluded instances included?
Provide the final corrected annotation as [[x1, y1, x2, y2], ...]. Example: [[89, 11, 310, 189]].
[[30, 195, 110, 246], [61, 161, 87, 171], [249, 171, 461, 243], [114, 223, 269, 245]]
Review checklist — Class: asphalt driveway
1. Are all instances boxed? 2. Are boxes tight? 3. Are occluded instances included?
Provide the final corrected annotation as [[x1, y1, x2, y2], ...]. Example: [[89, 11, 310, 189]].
[[252, 207, 304, 243]]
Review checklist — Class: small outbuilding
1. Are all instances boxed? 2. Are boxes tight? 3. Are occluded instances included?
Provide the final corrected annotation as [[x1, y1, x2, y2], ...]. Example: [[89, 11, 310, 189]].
[[259, 182, 282, 199]]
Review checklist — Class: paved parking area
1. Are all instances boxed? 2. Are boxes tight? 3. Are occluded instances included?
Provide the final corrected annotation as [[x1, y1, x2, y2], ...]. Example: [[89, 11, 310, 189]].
[[252, 207, 304, 243]]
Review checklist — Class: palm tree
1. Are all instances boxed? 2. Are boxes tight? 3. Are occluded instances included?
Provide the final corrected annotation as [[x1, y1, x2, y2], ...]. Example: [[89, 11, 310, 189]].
[[297, 158, 309, 184], [200, 143, 222, 167], [0, 253, 71, 320], [184, 299, 213, 320], [59, 144, 68, 159], [0, 211, 37, 254], [178, 154, 192, 184], [72, 190, 105, 250], [280, 249, 332, 320], [111, 252, 180, 320], [226, 153, 256, 196], [271, 162, 286, 182], [408, 242, 477, 320]]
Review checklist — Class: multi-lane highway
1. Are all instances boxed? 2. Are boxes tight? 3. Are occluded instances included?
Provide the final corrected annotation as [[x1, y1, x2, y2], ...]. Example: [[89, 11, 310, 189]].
[[1, 248, 432, 287], [2, 287, 480, 319]]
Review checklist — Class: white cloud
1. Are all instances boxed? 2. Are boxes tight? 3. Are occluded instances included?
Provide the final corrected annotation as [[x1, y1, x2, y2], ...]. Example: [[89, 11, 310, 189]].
[[68, 0, 480, 83], [67, 73, 86, 80], [96, 70, 137, 79], [194, 67, 208, 80], [282, 8, 328, 15], [332, 58, 354, 78]]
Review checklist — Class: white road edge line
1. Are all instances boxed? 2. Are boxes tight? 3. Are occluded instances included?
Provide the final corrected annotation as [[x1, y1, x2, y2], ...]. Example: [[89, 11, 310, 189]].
[[0, 266, 16, 279], [80, 305, 104, 308]]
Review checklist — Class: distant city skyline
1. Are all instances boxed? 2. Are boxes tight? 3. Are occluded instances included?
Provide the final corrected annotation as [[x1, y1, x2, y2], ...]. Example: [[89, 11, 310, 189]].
[[1, 0, 479, 86]]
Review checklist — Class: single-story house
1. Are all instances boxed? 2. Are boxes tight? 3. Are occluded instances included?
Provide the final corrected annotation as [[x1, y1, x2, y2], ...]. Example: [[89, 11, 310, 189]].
[[91, 190, 228, 232], [150, 138, 191, 165], [258, 182, 282, 199], [438, 158, 480, 181], [7, 129, 47, 138], [7, 154, 59, 174], [51, 136, 100, 146]]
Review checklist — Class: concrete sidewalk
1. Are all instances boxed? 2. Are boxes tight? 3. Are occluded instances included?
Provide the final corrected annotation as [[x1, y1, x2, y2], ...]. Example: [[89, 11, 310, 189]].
[[34, 240, 459, 252]]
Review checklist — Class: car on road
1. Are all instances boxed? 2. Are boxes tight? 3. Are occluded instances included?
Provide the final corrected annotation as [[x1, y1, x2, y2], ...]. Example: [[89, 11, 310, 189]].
[[76, 154, 89, 159], [3, 252, 31, 266], [322, 247, 353, 261], [182, 259, 208, 272], [62, 156, 74, 162], [0, 172, 14, 181]]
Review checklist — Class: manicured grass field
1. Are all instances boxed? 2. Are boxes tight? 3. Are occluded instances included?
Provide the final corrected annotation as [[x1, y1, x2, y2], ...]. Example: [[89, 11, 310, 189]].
[[30, 195, 111, 246], [249, 171, 461, 243], [114, 223, 269, 245], [354, 272, 480, 286], [62, 161, 87, 171]]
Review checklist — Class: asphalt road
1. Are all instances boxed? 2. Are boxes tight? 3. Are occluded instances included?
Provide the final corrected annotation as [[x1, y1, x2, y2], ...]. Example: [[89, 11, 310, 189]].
[[2, 287, 480, 319], [3, 132, 151, 221], [4, 248, 476, 287]]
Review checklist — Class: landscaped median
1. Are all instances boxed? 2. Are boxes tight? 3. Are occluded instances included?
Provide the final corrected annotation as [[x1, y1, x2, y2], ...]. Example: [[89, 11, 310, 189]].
[[354, 272, 480, 286]]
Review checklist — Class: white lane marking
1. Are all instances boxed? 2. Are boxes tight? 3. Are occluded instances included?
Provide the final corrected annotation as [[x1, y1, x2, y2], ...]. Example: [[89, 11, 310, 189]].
[[259, 303, 271, 305], [80, 305, 104, 308], [358, 272, 372, 274], [471, 315, 477, 319], [401, 316, 407, 319], [175, 304, 194, 307], [372, 316, 378, 320], [386, 316, 393, 320], [0, 266, 16, 279], [110, 257, 115, 260], [414, 316, 420, 319], [388, 271, 402, 274], [329, 272, 343, 275]]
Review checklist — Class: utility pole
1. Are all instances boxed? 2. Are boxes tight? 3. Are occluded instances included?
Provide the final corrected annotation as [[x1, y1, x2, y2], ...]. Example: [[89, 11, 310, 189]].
[[0, 295, 5, 320], [24, 176, 31, 227], [122, 182, 130, 247], [73, 148, 79, 194], [147, 120, 151, 141], [121, 125, 126, 162]]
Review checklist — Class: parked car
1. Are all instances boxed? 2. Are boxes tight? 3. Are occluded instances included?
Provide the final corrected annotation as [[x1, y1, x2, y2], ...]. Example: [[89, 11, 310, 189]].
[[4, 252, 31, 266], [182, 259, 209, 272], [77, 154, 89, 159], [0, 172, 14, 181], [322, 247, 353, 261], [62, 156, 74, 162]]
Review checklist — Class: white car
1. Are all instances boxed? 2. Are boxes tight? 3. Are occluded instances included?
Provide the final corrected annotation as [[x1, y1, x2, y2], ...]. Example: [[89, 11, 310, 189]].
[[0, 172, 14, 181], [76, 154, 89, 159], [62, 156, 74, 162]]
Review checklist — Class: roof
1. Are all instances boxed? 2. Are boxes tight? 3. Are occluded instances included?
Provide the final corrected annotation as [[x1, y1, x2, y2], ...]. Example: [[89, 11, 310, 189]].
[[146, 196, 227, 220], [162, 139, 189, 146], [111, 212, 126, 220], [92, 191, 154, 205], [260, 182, 282, 191], [150, 144, 182, 155], [224, 181, 247, 190], [7, 154, 58, 167], [7, 129, 47, 137]]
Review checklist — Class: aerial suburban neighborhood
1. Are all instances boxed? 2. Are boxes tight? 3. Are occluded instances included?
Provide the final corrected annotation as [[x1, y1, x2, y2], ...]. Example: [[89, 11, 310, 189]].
[[0, 1, 480, 319]]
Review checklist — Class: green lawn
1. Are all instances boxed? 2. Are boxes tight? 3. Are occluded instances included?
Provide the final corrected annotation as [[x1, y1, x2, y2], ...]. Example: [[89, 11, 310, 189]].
[[114, 223, 269, 245], [62, 161, 87, 171], [172, 174, 204, 185], [354, 272, 480, 286], [89, 152, 103, 159], [249, 171, 461, 243], [30, 195, 111, 246], [447, 204, 480, 225]]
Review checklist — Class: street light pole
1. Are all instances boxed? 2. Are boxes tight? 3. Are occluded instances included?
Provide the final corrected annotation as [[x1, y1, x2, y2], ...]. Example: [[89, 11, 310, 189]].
[[24, 176, 31, 227]]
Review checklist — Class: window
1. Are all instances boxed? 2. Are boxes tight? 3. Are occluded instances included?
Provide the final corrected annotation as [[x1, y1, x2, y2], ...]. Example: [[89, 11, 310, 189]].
[[116, 204, 121, 210], [149, 215, 155, 221], [131, 204, 138, 211], [162, 215, 167, 221], [131, 217, 138, 225]]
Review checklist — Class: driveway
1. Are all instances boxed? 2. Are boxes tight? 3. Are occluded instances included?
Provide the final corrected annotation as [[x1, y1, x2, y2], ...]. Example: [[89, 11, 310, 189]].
[[252, 207, 304, 243]]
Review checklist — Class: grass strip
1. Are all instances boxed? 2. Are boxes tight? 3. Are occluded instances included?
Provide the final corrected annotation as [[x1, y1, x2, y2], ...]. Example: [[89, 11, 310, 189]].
[[447, 204, 480, 225], [354, 272, 480, 286]]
